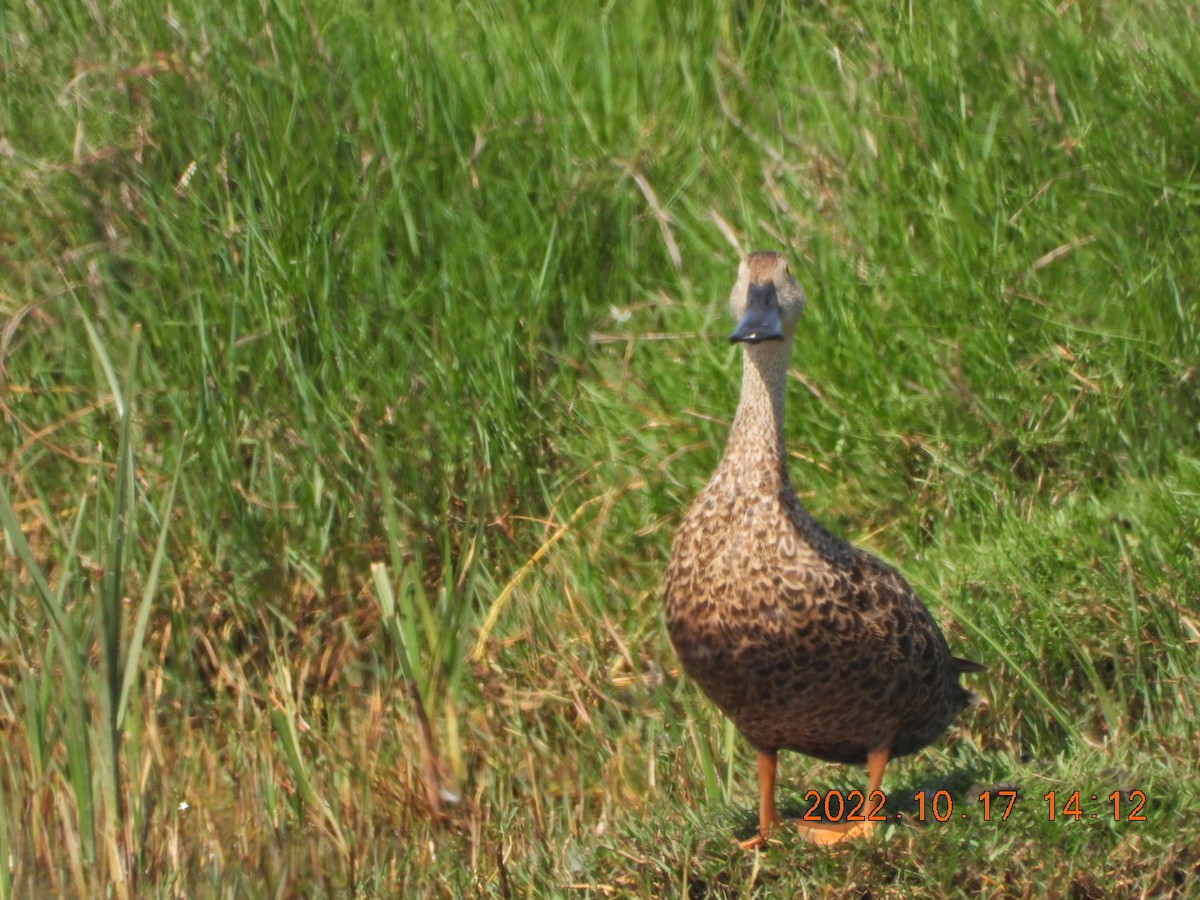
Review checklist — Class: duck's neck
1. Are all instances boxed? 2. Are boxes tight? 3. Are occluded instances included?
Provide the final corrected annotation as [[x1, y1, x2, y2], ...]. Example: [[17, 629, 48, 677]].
[[720, 339, 791, 483]]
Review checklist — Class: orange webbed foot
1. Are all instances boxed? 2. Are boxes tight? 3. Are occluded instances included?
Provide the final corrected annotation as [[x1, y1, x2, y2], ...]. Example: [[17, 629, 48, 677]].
[[794, 816, 879, 845]]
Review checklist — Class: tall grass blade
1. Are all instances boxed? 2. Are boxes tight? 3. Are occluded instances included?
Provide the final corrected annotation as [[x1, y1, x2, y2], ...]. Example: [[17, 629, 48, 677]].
[[371, 562, 450, 817], [369, 438, 407, 578], [269, 706, 347, 856], [0, 477, 95, 863], [117, 437, 185, 730], [96, 323, 140, 745], [370, 562, 420, 688], [0, 482, 68, 641], [78, 309, 126, 419]]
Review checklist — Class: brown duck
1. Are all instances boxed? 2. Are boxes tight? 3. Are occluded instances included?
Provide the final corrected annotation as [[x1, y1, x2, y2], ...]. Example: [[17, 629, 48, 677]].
[[664, 250, 984, 847]]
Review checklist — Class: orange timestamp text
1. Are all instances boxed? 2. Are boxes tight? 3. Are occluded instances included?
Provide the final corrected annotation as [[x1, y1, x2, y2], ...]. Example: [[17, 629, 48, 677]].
[[792, 788, 1147, 823]]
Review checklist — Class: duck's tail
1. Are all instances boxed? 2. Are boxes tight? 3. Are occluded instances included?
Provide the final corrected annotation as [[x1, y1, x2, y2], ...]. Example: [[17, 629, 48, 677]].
[[953, 656, 987, 675], [952, 656, 987, 708]]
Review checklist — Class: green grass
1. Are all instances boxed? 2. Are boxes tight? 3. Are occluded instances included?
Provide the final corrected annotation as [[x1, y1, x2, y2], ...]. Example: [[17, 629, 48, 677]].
[[2, 0, 1198, 895]]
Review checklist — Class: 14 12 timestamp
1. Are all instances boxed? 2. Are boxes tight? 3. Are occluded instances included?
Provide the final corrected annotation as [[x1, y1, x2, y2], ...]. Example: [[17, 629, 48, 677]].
[[1043, 790, 1147, 822]]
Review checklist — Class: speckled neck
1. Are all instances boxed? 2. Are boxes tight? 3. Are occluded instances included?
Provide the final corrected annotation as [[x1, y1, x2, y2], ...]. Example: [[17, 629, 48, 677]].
[[718, 338, 792, 483]]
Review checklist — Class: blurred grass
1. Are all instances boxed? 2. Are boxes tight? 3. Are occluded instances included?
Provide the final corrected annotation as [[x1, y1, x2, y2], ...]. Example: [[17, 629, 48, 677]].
[[2, 0, 1198, 895]]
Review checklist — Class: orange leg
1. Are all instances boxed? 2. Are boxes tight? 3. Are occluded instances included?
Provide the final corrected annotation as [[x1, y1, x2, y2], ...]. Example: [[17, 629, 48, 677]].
[[738, 750, 781, 849], [866, 747, 888, 795]]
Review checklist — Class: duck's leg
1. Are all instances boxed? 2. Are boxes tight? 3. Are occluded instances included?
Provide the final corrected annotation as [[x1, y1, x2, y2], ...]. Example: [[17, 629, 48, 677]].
[[866, 746, 888, 795], [738, 749, 781, 849], [794, 747, 890, 846]]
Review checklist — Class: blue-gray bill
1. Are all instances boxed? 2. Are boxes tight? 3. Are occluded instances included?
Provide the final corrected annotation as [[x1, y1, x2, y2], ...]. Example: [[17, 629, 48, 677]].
[[729, 281, 784, 344]]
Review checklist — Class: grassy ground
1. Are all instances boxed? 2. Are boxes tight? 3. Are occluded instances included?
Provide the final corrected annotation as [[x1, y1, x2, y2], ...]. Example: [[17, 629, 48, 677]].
[[2, 0, 1198, 895]]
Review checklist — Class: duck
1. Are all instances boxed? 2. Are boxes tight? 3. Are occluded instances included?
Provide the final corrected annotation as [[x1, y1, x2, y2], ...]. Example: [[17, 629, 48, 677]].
[[664, 250, 984, 848]]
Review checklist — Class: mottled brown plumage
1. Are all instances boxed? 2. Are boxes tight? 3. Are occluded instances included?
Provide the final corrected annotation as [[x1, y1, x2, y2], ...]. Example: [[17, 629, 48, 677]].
[[664, 250, 984, 846]]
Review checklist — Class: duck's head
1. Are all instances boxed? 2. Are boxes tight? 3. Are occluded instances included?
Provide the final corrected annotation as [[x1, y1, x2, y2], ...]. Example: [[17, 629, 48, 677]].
[[728, 251, 806, 344]]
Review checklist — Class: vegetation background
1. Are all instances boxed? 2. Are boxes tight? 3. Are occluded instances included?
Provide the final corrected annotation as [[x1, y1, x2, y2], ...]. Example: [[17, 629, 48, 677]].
[[2, 0, 1198, 896]]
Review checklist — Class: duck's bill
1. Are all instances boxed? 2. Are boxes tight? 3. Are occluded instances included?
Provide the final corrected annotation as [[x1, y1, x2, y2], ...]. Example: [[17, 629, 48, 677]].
[[729, 282, 784, 343]]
